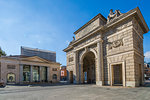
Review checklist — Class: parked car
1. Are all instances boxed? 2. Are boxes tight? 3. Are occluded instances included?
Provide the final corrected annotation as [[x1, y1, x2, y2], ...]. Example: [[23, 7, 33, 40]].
[[0, 82, 6, 87]]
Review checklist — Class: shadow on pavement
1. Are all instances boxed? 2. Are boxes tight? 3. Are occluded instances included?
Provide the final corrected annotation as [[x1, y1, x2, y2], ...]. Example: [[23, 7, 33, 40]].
[[3, 81, 150, 88], [5, 82, 78, 87]]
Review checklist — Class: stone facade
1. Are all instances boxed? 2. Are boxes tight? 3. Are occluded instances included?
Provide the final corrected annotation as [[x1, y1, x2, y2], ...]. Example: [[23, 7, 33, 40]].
[[64, 7, 149, 87], [0, 56, 60, 84]]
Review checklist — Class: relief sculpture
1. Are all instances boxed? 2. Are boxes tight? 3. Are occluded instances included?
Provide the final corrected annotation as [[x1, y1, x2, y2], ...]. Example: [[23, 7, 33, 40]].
[[108, 39, 123, 50], [107, 9, 122, 23]]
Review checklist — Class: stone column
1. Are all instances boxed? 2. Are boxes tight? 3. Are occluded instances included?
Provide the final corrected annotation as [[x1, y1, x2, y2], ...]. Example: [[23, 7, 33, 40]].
[[19, 64, 23, 83], [76, 62, 80, 83], [74, 51, 79, 83], [73, 51, 77, 84], [96, 39, 104, 86], [79, 63, 81, 83], [30, 65, 33, 82], [47, 67, 50, 82], [80, 62, 84, 83], [39, 66, 42, 82], [100, 40, 104, 85]]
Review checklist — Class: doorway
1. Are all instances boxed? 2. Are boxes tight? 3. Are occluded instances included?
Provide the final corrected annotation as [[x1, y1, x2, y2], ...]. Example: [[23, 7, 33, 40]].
[[112, 64, 123, 86], [70, 71, 73, 83], [139, 64, 142, 86]]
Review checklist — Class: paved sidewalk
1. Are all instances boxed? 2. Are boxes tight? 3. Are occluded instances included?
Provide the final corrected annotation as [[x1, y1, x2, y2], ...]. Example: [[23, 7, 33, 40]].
[[0, 84, 150, 100]]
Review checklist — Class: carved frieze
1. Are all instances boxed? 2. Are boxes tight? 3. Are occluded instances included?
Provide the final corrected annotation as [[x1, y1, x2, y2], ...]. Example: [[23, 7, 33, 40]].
[[108, 39, 123, 50]]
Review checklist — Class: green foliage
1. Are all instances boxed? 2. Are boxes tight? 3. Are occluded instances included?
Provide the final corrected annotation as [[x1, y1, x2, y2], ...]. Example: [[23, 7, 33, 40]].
[[0, 47, 6, 57]]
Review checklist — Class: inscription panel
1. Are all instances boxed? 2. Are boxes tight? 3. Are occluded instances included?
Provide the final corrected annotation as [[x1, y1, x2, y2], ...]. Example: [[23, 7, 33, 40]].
[[76, 18, 100, 39]]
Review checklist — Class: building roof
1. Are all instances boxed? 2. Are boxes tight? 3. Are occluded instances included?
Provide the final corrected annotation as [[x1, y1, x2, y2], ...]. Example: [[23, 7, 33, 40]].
[[1, 55, 31, 59], [21, 46, 56, 62], [21, 46, 56, 53]]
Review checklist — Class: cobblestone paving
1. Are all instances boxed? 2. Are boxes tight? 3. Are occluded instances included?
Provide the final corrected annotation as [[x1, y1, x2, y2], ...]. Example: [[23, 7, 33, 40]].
[[0, 84, 150, 100]]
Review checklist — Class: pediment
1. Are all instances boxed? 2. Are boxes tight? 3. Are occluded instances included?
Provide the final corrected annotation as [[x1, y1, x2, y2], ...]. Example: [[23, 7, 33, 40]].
[[21, 56, 50, 63]]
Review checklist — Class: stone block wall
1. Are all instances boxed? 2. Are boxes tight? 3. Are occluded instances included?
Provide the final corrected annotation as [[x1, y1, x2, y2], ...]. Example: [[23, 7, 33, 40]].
[[76, 18, 100, 40], [103, 18, 137, 87], [66, 50, 75, 82], [132, 18, 144, 86], [75, 15, 106, 40], [134, 53, 144, 86], [0, 59, 20, 84], [50, 65, 60, 83]]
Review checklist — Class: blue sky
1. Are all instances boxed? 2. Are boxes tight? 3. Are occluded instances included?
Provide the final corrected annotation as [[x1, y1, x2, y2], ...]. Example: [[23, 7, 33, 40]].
[[0, 0, 150, 65]]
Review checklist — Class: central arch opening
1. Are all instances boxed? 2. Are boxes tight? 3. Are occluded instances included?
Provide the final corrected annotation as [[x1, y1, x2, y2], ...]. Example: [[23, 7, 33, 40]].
[[82, 51, 96, 84]]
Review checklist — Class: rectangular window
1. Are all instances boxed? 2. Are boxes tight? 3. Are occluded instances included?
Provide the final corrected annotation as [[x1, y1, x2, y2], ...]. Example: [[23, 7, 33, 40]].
[[33, 66, 40, 82], [23, 65, 30, 82], [7, 65, 16, 69], [41, 67, 47, 82], [52, 68, 57, 71], [69, 57, 73, 62]]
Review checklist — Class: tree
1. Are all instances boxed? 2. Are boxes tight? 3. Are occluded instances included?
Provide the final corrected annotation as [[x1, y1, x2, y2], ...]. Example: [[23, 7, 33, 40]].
[[0, 47, 6, 57]]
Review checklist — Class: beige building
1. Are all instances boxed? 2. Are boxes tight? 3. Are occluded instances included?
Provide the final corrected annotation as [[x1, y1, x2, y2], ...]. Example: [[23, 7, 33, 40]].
[[64, 7, 149, 87], [0, 55, 60, 84]]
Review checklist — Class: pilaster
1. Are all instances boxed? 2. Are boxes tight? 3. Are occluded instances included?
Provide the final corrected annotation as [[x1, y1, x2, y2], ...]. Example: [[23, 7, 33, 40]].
[[39, 66, 42, 82], [30, 65, 33, 82], [74, 51, 80, 84], [96, 39, 104, 86], [47, 67, 50, 82], [80, 62, 84, 83], [73, 51, 77, 83], [19, 64, 23, 83]]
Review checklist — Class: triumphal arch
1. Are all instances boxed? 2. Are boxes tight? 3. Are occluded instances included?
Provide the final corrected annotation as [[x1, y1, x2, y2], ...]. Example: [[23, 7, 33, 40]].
[[64, 7, 149, 87]]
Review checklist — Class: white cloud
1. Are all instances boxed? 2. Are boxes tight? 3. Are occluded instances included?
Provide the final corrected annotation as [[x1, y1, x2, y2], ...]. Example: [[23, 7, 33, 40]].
[[37, 40, 41, 44], [144, 51, 150, 59], [144, 51, 150, 63], [65, 40, 70, 45]]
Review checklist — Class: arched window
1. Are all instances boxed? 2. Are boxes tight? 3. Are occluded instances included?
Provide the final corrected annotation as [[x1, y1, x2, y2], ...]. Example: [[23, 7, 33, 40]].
[[7, 73, 16, 83], [53, 74, 57, 80]]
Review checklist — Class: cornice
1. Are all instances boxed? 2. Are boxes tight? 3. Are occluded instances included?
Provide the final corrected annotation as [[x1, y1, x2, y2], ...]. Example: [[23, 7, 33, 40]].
[[63, 26, 102, 52]]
